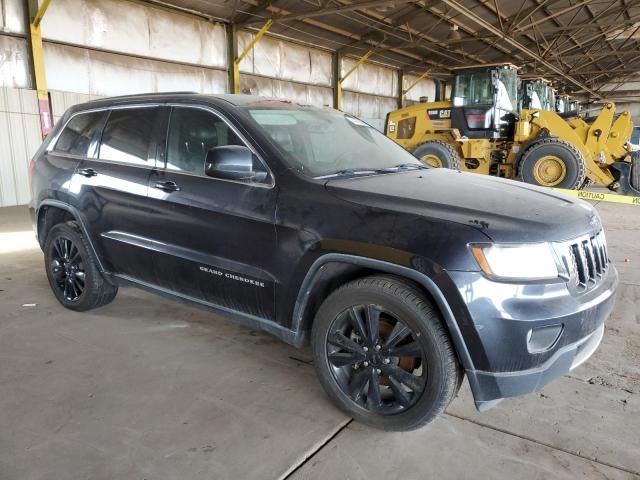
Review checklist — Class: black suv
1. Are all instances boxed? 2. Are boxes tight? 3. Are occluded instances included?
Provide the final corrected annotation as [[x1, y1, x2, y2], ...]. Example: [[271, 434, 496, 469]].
[[29, 93, 617, 430]]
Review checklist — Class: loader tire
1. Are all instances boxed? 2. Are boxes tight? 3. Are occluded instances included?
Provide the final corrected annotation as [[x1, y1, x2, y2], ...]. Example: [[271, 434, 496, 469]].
[[629, 151, 640, 191], [518, 138, 586, 189], [413, 141, 461, 170]]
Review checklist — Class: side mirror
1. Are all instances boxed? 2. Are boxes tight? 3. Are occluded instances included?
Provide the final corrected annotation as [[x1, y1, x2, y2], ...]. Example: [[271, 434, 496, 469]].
[[205, 145, 257, 181]]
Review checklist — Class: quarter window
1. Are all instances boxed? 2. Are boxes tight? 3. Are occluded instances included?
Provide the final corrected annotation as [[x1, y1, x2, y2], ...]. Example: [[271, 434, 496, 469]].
[[99, 108, 158, 166], [54, 111, 106, 157], [166, 107, 247, 176]]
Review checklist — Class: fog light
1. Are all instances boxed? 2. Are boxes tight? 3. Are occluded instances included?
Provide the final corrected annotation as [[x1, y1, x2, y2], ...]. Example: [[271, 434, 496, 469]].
[[527, 324, 563, 353]]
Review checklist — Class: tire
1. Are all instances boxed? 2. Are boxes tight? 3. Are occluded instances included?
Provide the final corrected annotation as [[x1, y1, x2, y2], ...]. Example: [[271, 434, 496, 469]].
[[518, 138, 586, 189], [413, 140, 461, 169], [44, 221, 117, 311], [629, 151, 640, 191], [311, 275, 462, 431]]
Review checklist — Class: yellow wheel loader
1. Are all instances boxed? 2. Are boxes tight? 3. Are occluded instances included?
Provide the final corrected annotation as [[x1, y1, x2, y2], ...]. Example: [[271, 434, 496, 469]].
[[386, 63, 640, 195], [520, 78, 556, 112]]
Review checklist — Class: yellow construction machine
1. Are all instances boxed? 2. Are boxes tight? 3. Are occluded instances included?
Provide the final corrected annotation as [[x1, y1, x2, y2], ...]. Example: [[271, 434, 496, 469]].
[[386, 63, 640, 194]]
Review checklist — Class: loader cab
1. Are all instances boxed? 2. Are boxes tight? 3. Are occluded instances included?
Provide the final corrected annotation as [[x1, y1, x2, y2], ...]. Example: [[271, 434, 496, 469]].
[[556, 94, 580, 118], [521, 79, 555, 111], [450, 63, 518, 140]]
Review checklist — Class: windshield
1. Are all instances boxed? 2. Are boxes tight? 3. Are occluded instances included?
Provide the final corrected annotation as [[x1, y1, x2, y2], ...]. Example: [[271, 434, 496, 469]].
[[246, 108, 422, 177], [497, 68, 518, 111], [532, 82, 554, 110], [453, 72, 492, 106], [453, 68, 517, 112], [557, 97, 566, 113]]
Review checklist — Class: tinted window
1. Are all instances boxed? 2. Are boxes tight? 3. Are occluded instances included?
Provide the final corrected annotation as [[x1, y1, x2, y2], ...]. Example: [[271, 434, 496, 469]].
[[248, 108, 421, 177], [54, 111, 106, 157], [99, 108, 158, 166], [166, 107, 245, 175]]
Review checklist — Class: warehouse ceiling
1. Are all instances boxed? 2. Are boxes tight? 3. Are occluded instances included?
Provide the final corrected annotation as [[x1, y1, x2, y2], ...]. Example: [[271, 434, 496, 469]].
[[143, 0, 640, 100]]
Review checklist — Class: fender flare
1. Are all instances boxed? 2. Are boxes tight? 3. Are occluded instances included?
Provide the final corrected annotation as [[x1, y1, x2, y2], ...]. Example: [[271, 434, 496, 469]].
[[36, 199, 108, 273], [291, 253, 474, 371]]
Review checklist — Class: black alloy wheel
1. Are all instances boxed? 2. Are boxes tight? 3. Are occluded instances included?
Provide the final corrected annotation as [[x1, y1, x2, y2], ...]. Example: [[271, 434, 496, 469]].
[[49, 236, 86, 302], [44, 221, 118, 311], [312, 276, 462, 431], [326, 304, 427, 415]]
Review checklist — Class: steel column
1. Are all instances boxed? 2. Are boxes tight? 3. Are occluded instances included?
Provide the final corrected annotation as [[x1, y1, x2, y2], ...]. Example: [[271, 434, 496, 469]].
[[27, 0, 53, 137], [334, 49, 373, 110], [231, 19, 272, 94]]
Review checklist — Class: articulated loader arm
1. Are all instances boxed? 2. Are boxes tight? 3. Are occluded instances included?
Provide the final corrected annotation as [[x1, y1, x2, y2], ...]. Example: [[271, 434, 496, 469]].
[[526, 108, 617, 187]]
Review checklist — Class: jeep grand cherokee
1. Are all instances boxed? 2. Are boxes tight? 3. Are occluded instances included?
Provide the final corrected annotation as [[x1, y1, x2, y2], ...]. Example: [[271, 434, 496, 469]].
[[29, 93, 617, 431]]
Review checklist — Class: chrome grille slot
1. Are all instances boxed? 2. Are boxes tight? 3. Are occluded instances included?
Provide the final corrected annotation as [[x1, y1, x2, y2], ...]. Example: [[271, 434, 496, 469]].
[[564, 230, 609, 292]]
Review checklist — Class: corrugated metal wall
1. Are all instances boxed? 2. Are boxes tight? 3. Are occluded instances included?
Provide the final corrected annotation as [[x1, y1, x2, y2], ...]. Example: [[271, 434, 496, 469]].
[[238, 31, 333, 107], [404, 74, 437, 103], [0, 0, 428, 206], [0, 88, 41, 207], [340, 57, 399, 130]]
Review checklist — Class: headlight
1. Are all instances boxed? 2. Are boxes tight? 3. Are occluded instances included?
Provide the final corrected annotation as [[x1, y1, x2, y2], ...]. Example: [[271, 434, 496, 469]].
[[470, 243, 559, 280]]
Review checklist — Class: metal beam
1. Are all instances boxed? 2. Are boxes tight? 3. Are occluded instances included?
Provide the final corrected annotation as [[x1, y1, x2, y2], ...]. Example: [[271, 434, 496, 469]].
[[438, 0, 601, 98], [242, 0, 414, 26], [513, 0, 595, 33], [231, 19, 272, 94], [32, 0, 51, 27], [27, 0, 53, 138]]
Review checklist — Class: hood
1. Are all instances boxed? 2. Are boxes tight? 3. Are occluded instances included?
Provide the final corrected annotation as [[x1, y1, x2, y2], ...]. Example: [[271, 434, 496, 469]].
[[325, 169, 600, 243]]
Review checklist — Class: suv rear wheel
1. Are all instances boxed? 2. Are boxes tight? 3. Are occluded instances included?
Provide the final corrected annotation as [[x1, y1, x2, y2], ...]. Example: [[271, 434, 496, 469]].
[[311, 275, 462, 431], [44, 221, 117, 311]]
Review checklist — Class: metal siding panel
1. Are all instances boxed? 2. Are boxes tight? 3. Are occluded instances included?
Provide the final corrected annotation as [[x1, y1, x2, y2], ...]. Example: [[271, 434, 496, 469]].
[[0, 111, 17, 206], [341, 57, 397, 97], [240, 74, 332, 107], [0, 35, 32, 89], [9, 111, 29, 205], [45, 43, 228, 97], [404, 75, 436, 102], [341, 91, 394, 132], [238, 31, 332, 87], [44, 44, 91, 95], [0, 88, 40, 207], [41, 0, 227, 68], [0, 0, 27, 35]]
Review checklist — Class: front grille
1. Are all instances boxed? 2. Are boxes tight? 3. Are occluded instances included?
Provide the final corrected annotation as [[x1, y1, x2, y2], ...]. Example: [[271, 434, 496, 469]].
[[567, 230, 608, 290]]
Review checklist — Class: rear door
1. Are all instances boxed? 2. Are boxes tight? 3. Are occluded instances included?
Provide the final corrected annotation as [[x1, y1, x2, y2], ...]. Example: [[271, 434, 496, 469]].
[[144, 105, 278, 320], [75, 106, 166, 280], [41, 110, 107, 207]]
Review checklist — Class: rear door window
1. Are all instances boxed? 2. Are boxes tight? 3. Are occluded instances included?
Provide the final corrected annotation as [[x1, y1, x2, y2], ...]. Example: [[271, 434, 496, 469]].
[[98, 108, 159, 166], [54, 111, 106, 157]]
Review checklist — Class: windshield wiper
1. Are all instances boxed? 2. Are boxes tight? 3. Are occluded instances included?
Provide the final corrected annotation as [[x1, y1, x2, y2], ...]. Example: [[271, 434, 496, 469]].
[[378, 163, 428, 173], [323, 164, 426, 178], [331, 168, 380, 177]]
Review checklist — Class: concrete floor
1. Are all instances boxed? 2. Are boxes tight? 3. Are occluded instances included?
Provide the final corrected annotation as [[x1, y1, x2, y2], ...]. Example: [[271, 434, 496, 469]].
[[0, 198, 638, 480]]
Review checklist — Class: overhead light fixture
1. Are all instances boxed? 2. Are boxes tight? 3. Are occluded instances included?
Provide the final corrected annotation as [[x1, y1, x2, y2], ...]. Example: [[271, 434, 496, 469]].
[[449, 24, 462, 41]]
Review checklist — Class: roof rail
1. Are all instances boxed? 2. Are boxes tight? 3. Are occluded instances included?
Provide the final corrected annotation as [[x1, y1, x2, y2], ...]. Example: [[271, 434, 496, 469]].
[[88, 91, 199, 102]]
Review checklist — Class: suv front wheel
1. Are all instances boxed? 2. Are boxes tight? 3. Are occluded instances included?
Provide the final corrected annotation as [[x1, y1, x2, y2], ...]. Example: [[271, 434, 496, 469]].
[[44, 221, 118, 311], [311, 275, 462, 431]]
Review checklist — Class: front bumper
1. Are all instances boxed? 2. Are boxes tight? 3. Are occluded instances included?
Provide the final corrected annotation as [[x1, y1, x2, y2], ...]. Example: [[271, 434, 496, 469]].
[[447, 264, 617, 411]]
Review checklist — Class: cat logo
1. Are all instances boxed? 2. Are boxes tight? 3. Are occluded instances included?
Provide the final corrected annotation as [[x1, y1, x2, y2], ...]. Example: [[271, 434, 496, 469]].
[[426, 109, 451, 120]]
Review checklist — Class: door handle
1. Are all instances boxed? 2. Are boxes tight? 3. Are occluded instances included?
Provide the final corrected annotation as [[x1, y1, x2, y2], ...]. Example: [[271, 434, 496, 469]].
[[77, 168, 98, 178], [154, 181, 182, 192]]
